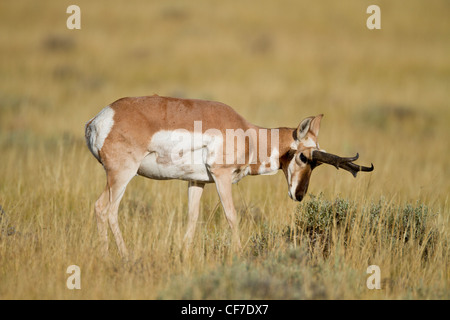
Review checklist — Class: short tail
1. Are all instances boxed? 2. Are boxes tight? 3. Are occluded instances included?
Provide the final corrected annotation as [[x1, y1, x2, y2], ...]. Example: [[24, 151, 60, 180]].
[[85, 105, 116, 165], [85, 118, 102, 163]]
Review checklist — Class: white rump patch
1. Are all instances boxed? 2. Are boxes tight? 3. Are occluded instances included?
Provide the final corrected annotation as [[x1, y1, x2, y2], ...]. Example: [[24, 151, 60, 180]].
[[85, 106, 115, 161]]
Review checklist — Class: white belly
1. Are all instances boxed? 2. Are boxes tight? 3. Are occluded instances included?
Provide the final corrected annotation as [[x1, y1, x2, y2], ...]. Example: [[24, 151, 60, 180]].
[[137, 130, 222, 182], [137, 151, 213, 182]]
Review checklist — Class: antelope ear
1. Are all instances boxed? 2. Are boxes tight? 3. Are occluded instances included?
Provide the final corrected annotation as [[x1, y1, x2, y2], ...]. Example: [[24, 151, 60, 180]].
[[309, 114, 323, 137], [295, 116, 314, 141]]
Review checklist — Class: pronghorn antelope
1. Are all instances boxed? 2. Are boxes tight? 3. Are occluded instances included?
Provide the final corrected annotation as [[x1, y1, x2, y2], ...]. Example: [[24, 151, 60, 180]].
[[85, 95, 373, 258]]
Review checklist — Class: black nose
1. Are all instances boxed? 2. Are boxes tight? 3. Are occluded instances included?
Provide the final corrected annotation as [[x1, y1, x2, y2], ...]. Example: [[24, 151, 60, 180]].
[[296, 194, 303, 202]]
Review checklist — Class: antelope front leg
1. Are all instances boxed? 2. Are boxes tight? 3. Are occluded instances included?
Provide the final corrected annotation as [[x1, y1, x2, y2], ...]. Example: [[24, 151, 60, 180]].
[[183, 181, 205, 250], [211, 169, 242, 251]]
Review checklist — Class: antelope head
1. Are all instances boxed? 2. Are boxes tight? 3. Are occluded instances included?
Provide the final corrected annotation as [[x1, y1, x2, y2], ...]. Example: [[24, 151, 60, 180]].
[[281, 114, 374, 202]]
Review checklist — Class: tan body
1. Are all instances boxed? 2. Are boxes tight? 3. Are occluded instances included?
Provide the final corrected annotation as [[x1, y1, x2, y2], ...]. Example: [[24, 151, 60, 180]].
[[85, 95, 373, 258]]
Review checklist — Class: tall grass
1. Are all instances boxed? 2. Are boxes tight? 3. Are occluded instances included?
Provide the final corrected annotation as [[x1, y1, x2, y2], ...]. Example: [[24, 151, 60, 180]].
[[0, 0, 449, 299], [158, 196, 448, 299]]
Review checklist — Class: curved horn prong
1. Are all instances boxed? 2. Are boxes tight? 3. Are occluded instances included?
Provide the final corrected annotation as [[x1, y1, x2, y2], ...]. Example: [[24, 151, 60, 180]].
[[312, 150, 374, 177], [339, 161, 374, 177]]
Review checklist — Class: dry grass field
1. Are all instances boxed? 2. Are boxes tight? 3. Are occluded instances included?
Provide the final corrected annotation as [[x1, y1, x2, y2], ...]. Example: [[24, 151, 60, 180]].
[[0, 0, 449, 299]]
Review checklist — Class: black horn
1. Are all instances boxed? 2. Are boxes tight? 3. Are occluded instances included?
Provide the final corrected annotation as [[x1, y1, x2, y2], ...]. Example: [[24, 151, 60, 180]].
[[312, 150, 374, 178]]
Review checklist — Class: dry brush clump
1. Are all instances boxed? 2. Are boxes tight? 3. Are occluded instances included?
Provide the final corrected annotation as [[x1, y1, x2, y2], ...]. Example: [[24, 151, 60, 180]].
[[167, 195, 447, 299], [287, 195, 445, 261], [247, 194, 445, 262]]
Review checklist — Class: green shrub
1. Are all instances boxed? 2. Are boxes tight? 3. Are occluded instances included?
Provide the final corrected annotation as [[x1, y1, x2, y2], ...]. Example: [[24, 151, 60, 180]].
[[289, 195, 441, 260]]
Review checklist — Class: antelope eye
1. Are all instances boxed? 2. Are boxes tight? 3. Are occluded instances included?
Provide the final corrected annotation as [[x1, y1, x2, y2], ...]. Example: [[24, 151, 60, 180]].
[[299, 153, 307, 163]]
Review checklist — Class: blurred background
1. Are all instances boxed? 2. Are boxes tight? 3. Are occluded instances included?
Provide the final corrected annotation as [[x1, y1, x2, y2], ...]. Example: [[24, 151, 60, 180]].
[[0, 0, 449, 299], [1, 0, 449, 201]]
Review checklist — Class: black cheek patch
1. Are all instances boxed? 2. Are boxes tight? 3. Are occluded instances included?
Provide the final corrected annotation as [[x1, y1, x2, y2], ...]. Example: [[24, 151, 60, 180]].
[[300, 153, 307, 163]]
